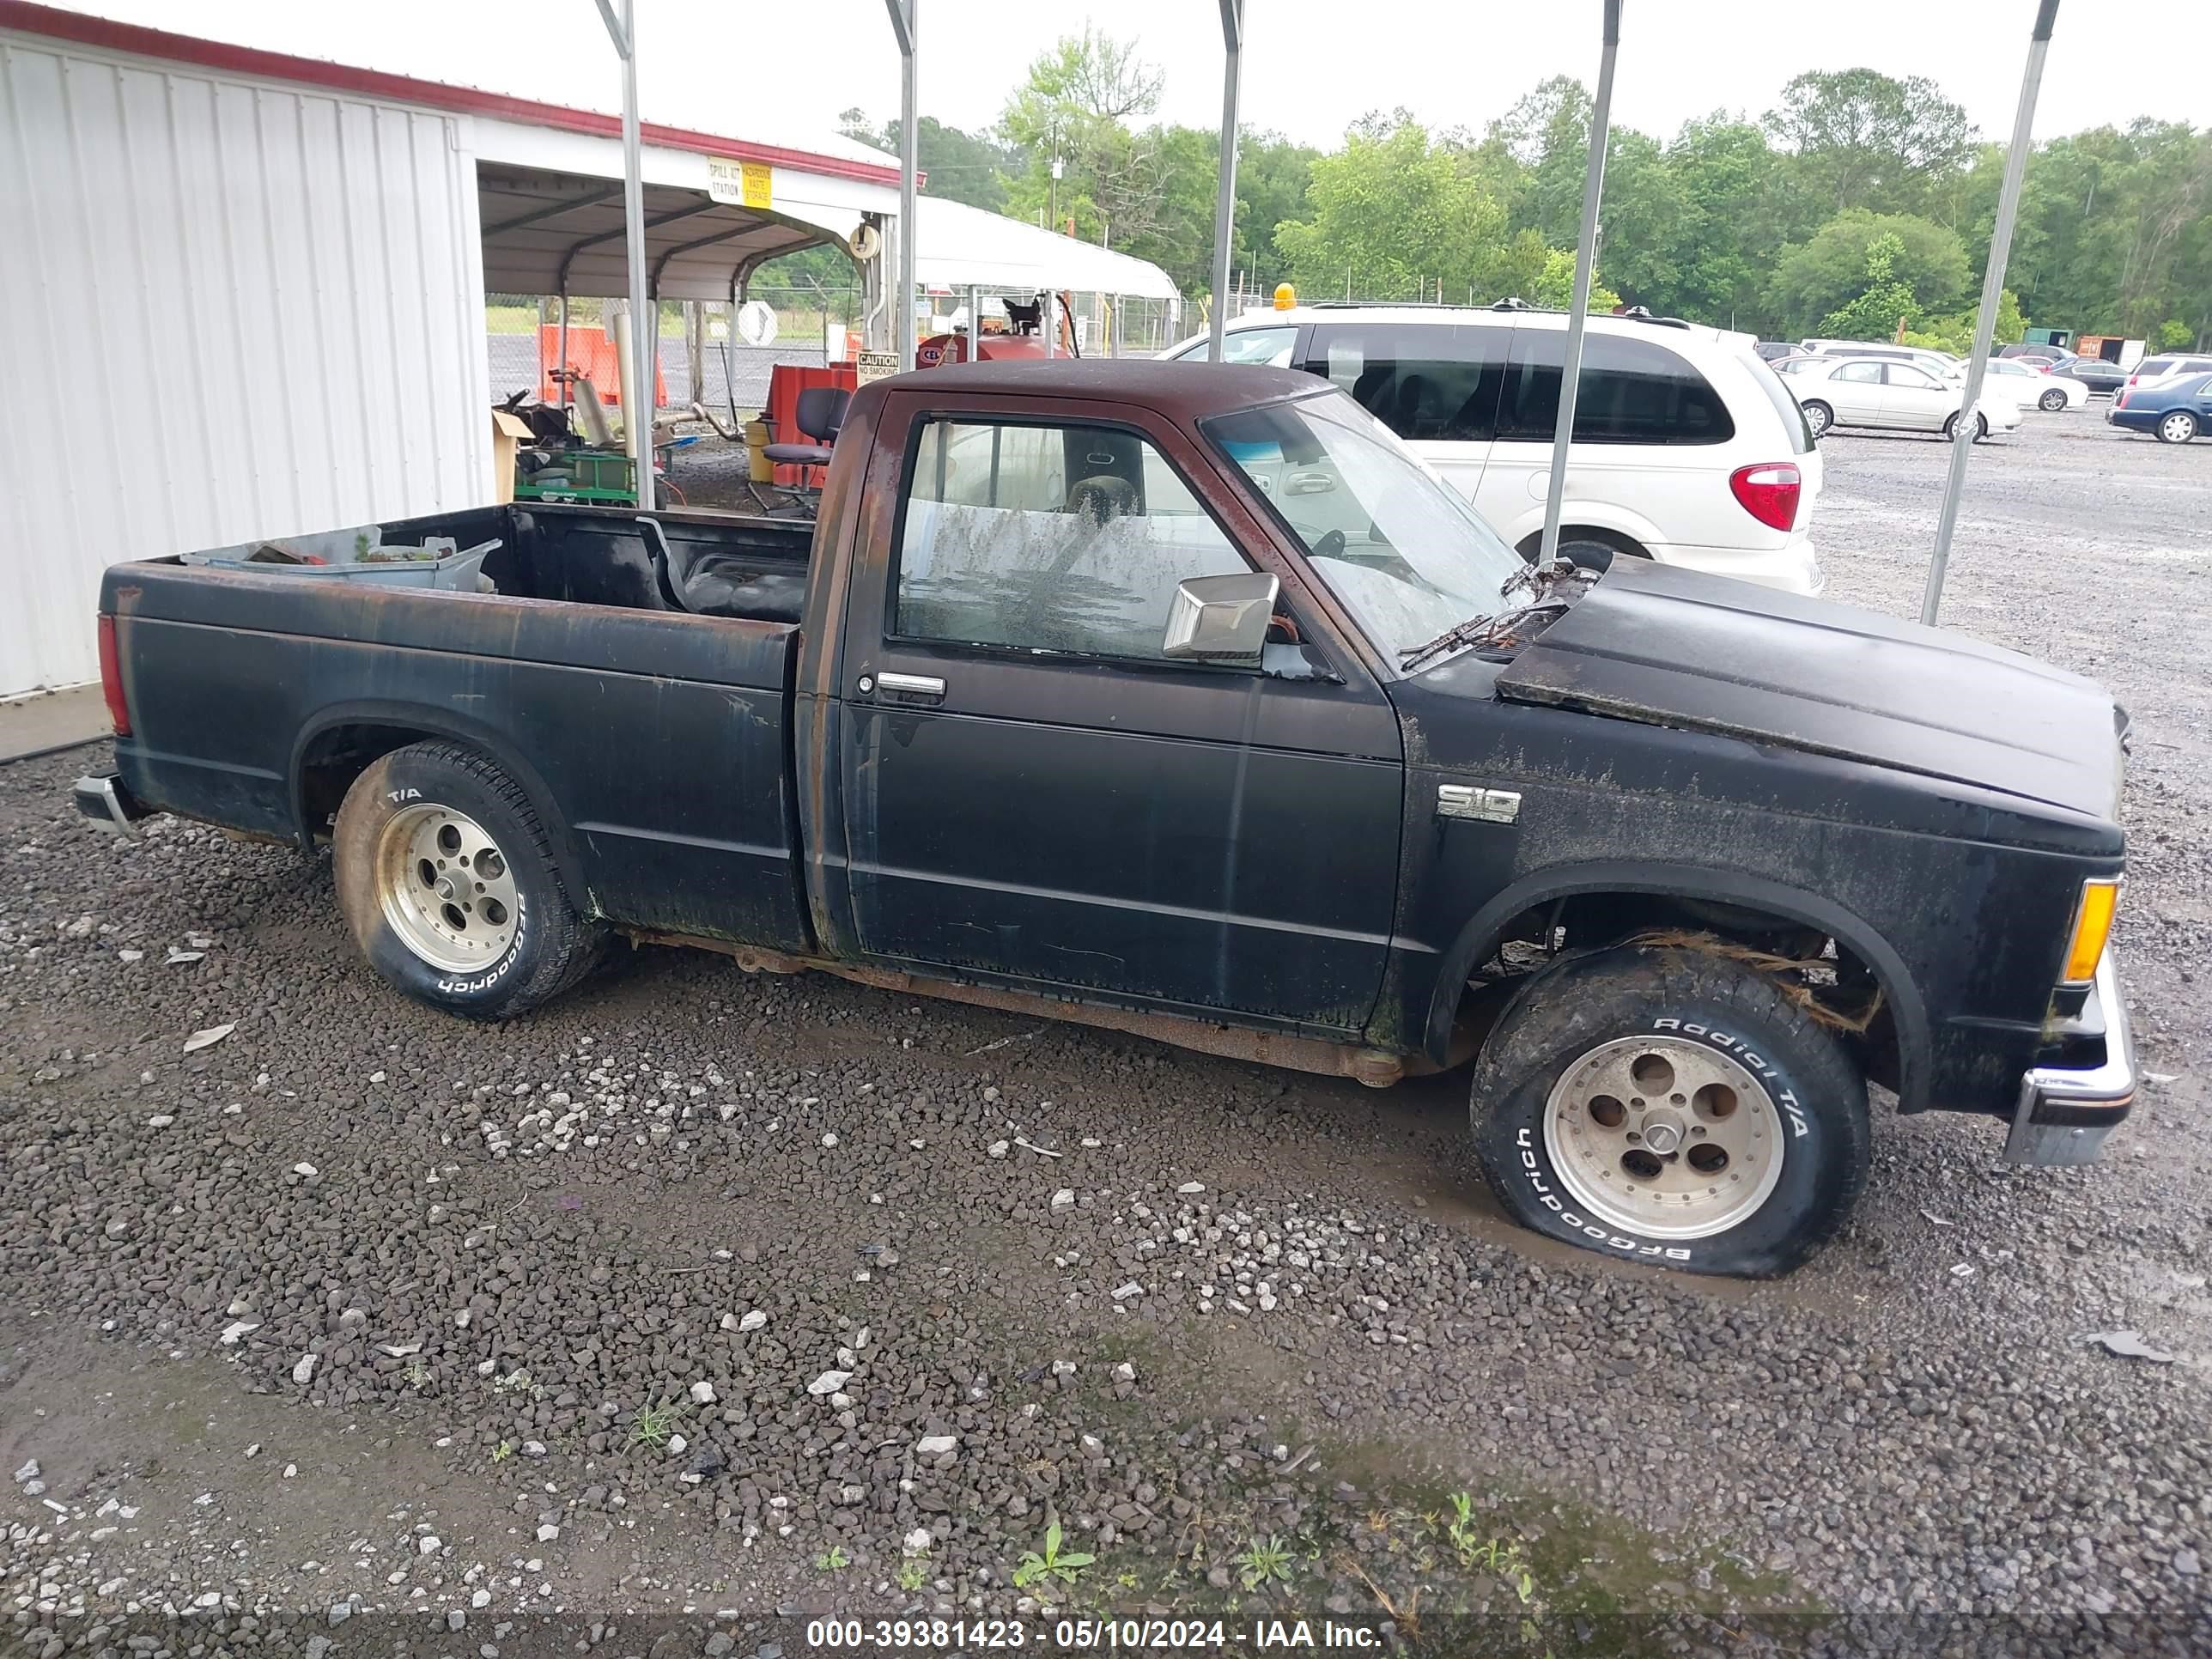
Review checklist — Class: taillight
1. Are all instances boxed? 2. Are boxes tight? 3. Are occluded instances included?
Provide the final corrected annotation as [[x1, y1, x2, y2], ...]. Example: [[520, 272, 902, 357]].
[[1729, 462, 1802, 532], [2115, 391, 2130, 410], [97, 614, 131, 736]]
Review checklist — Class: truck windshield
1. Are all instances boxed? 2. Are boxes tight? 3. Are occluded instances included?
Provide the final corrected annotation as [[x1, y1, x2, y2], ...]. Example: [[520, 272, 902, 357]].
[[1202, 392, 1527, 666]]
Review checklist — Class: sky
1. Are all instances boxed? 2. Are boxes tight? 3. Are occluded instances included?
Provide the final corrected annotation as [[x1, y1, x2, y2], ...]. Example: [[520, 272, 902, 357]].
[[61, 1, 2212, 159]]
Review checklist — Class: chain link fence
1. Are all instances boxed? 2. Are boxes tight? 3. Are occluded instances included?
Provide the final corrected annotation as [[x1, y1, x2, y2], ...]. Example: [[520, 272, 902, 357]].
[[486, 293, 849, 417], [485, 285, 1192, 424]]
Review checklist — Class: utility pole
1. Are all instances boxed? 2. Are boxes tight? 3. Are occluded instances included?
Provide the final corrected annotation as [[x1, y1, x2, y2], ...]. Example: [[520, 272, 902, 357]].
[[1206, 0, 1245, 361], [884, 0, 919, 371], [1923, 0, 2059, 625], [1539, 0, 1622, 567], [592, 0, 652, 504]]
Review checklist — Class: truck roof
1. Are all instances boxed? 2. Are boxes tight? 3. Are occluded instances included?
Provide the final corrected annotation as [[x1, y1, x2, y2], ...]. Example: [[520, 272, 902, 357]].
[[879, 356, 1323, 415]]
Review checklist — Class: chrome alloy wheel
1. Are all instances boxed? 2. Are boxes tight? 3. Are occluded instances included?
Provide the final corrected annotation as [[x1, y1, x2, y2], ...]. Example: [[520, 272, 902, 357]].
[[374, 804, 520, 974], [1541, 1035, 1787, 1239]]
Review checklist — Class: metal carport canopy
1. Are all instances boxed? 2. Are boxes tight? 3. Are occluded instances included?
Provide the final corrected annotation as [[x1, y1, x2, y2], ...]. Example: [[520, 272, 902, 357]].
[[471, 118, 900, 301], [912, 196, 1178, 301]]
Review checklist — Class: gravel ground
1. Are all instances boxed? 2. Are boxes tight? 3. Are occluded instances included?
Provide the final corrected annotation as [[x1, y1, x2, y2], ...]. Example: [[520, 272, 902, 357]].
[[3, 413, 2209, 1658]]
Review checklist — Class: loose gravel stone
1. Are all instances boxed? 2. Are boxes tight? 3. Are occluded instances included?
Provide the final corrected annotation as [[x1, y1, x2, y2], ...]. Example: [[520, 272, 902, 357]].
[[0, 421, 2208, 1646]]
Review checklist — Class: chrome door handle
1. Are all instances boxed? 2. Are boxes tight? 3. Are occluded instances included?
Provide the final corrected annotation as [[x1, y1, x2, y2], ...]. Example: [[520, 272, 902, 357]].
[[876, 671, 946, 701]]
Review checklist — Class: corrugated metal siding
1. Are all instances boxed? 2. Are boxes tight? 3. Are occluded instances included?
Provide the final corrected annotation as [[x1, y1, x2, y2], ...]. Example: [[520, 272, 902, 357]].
[[0, 33, 489, 695]]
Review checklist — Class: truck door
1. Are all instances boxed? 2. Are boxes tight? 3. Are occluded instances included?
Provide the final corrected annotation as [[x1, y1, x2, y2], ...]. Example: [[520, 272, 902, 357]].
[[830, 390, 1404, 1035]]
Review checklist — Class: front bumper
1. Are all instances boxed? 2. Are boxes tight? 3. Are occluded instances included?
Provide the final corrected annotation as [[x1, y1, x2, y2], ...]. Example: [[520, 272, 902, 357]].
[[74, 770, 147, 836], [2005, 949, 2136, 1166]]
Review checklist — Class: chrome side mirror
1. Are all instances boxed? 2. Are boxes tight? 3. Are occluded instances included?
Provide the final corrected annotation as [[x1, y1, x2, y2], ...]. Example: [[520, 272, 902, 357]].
[[1162, 572, 1279, 666]]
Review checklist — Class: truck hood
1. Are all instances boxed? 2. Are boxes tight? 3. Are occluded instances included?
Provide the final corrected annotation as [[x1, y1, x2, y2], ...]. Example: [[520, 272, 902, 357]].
[[1493, 559, 2124, 819]]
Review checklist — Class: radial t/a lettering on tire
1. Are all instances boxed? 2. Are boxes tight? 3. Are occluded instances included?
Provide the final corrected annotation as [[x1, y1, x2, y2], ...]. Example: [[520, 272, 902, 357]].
[[1469, 945, 1870, 1279], [331, 740, 605, 1021]]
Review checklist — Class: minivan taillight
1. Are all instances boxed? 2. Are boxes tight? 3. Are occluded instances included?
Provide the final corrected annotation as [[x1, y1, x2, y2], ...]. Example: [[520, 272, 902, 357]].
[[1729, 463, 1802, 532], [97, 614, 130, 736]]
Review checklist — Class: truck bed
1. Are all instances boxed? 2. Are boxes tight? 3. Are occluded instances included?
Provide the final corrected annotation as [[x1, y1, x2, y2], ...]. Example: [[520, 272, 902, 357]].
[[104, 503, 818, 954]]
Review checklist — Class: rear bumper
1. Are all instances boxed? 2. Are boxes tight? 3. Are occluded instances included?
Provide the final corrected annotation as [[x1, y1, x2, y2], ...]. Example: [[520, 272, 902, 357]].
[[74, 769, 148, 836], [2005, 950, 2136, 1166]]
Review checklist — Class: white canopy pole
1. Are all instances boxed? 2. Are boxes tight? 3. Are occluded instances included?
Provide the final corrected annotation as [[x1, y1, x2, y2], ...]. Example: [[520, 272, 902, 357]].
[[1923, 0, 2060, 625], [884, 0, 919, 370], [592, 0, 652, 501], [1540, 0, 1621, 566], [1206, 0, 1244, 362]]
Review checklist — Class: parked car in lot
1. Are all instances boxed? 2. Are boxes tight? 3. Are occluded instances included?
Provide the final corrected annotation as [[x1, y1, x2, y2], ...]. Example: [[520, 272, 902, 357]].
[[2109, 371, 2212, 443], [1983, 356, 2088, 411], [2124, 354, 2212, 393], [1802, 341, 1962, 378], [1781, 356, 2023, 441], [1999, 343, 2074, 365], [80, 360, 2136, 1279], [2058, 357, 2131, 396], [1164, 303, 1824, 594]]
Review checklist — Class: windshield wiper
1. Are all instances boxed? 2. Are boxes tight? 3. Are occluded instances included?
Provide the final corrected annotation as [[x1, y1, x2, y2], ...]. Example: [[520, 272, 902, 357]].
[[1399, 557, 1601, 672], [1399, 614, 1498, 672]]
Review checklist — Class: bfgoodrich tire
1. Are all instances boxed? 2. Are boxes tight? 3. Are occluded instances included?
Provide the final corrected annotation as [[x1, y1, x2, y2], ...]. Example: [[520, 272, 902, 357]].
[[332, 741, 605, 1020], [1469, 944, 1870, 1279]]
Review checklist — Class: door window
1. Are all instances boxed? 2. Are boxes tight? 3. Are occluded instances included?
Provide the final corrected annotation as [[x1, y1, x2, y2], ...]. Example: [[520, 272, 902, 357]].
[[895, 419, 1252, 662], [1498, 330, 1735, 444], [1173, 325, 1298, 368], [1831, 361, 1883, 385], [1884, 364, 1940, 389], [1299, 323, 1510, 442]]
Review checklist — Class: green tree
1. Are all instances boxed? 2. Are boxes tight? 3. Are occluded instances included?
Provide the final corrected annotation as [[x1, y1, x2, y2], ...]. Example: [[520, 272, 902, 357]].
[[837, 110, 1016, 214], [998, 27, 1169, 249], [1770, 210, 1970, 336], [1818, 233, 1918, 340], [1532, 248, 1622, 313], [1764, 68, 1974, 223], [1274, 116, 1505, 302], [1902, 289, 2025, 354]]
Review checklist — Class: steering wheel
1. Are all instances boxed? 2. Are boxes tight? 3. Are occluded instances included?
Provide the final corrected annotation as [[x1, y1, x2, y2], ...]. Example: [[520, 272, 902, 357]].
[[1310, 528, 1346, 562]]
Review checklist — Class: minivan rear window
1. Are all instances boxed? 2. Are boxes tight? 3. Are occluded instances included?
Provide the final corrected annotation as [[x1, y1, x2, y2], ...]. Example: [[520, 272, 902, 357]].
[[1498, 330, 1736, 446]]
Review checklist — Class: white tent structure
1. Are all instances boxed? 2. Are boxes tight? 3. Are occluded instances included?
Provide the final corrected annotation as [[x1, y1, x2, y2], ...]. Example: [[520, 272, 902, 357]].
[[914, 197, 1178, 301]]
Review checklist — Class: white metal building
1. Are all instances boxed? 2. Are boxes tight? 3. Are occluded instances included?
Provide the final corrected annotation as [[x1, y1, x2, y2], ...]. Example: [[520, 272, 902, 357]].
[[0, 2, 902, 696]]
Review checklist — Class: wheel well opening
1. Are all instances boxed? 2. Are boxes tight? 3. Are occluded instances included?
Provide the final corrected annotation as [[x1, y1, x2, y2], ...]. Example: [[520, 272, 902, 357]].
[[296, 723, 435, 841], [1514, 526, 1650, 566], [1459, 890, 1903, 1094]]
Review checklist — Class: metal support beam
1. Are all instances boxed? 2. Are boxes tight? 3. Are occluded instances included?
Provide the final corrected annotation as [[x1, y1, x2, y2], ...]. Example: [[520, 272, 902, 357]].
[[1923, 0, 2060, 625], [555, 202, 719, 294], [1540, 0, 1622, 566], [594, 0, 653, 497], [885, 0, 918, 369], [652, 222, 782, 290], [1206, 0, 1245, 362], [483, 180, 630, 238]]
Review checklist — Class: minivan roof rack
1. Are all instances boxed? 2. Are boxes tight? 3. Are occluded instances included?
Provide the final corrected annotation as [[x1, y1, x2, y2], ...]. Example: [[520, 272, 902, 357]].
[[1292, 298, 1696, 330]]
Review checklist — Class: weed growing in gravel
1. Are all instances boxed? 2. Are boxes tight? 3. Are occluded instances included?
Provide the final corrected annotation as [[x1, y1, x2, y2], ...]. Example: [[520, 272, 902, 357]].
[[895, 1557, 928, 1592], [493, 1368, 544, 1399], [629, 1401, 682, 1449], [1234, 1534, 1294, 1591], [490, 1440, 514, 1464], [1012, 1520, 1093, 1590], [403, 1360, 432, 1392], [816, 1545, 850, 1572]]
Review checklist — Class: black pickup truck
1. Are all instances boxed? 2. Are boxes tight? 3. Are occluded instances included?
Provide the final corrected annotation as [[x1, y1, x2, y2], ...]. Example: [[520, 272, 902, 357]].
[[79, 360, 2135, 1277]]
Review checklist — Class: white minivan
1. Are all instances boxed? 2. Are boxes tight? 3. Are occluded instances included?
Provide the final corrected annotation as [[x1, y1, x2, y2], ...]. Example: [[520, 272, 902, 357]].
[[1164, 304, 1823, 595]]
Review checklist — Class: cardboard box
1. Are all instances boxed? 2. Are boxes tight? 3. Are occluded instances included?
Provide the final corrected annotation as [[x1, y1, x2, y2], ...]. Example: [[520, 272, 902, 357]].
[[489, 409, 534, 505]]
